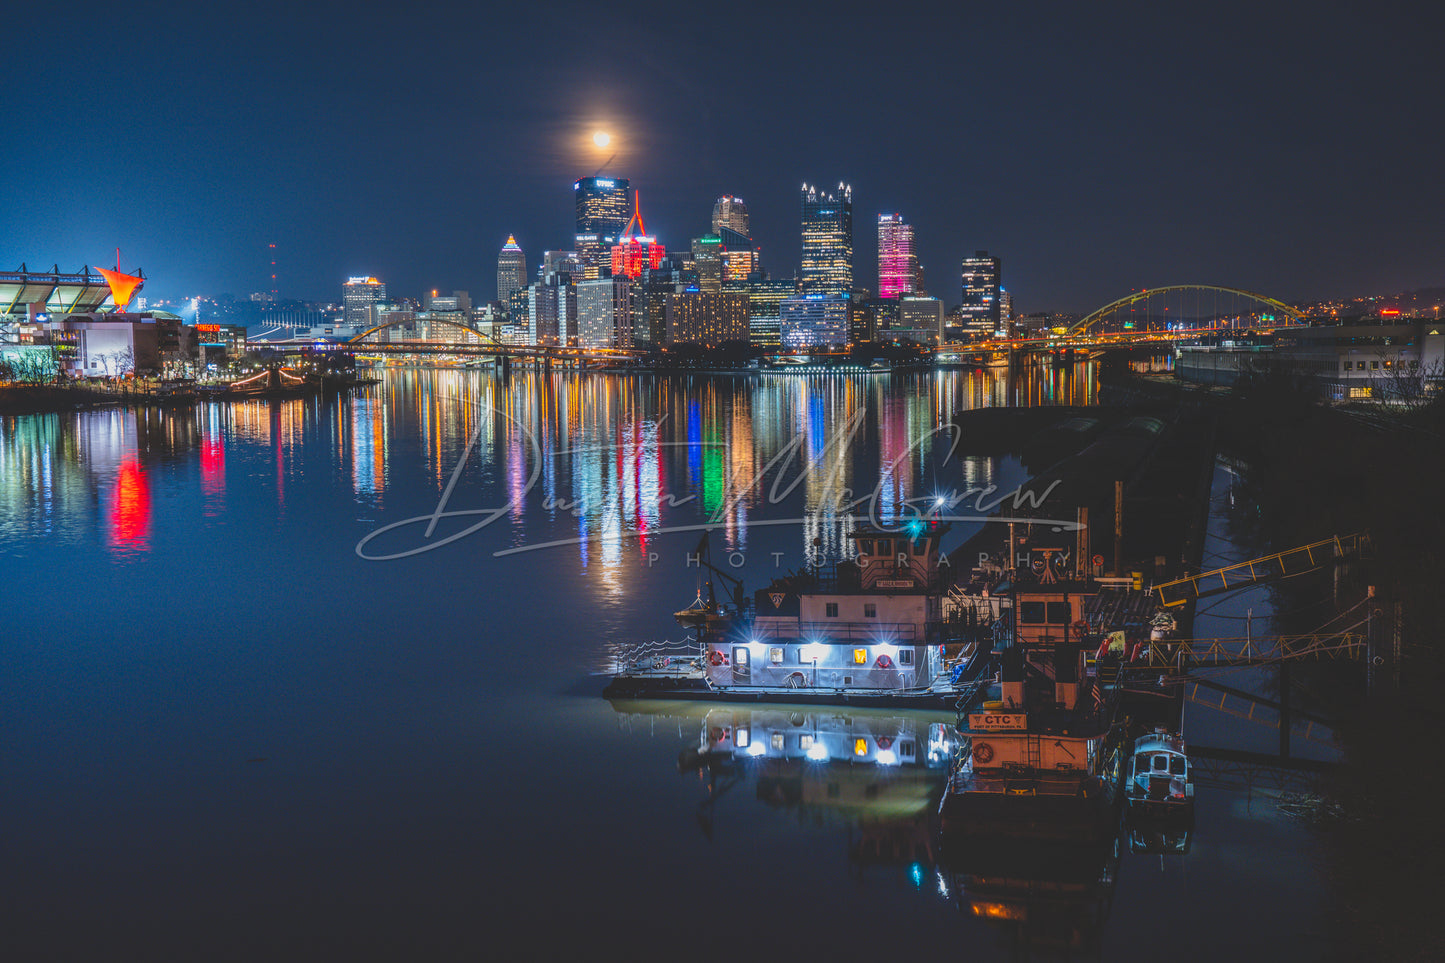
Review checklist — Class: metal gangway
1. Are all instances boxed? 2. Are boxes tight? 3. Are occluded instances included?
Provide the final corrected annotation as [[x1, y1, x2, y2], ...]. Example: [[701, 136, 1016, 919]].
[[1153, 533, 1370, 607], [1120, 631, 1366, 671]]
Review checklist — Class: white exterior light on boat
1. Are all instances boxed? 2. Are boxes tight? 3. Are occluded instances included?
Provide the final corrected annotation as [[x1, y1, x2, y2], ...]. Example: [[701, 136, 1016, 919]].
[[876, 750, 898, 765], [801, 643, 826, 663], [806, 743, 829, 761], [747, 740, 767, 756]]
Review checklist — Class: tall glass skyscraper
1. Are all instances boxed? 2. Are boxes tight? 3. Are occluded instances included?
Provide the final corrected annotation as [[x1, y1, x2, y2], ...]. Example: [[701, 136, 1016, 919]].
[[960, 250, 1002, 337], [574, 176, 632, 280], [497, 235, 527, 305], [800, 182, 852, 294], [877, 213, 917, 299]]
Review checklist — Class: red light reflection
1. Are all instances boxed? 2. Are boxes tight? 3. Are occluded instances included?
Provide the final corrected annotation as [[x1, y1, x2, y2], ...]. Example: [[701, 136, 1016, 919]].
[[109, 458, 151, 552]]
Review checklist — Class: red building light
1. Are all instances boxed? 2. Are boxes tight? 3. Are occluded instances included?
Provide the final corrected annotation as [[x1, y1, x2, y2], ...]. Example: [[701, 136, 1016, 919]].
[[610, 190, 665, 278]]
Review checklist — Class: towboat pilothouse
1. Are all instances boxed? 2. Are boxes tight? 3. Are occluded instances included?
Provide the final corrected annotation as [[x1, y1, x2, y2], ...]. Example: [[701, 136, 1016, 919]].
[[604, 520, 995, 708]]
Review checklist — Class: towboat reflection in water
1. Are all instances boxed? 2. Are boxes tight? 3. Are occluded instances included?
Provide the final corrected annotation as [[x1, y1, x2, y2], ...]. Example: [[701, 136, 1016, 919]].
[[612, 701, 955, 860], [608, 700, 1163, 957], [940, 835, 1122, 957]]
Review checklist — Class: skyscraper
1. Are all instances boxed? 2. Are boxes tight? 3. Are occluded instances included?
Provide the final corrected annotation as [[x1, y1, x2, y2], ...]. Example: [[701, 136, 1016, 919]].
[[877, 213, 917, 299], [576, 276, 633, 349], [800, 182, 853, 293], [497, 236, 527, 305], [959, 250, 1002, 339], [711, 195, 750, 236], [609, 191, 665, 279], [342, 276, 385, 328], [574, 176, 632, 279]]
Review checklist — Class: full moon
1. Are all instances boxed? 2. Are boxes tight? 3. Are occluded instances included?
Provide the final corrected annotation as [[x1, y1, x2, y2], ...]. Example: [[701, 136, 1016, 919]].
[[592, 131, 611, 148]]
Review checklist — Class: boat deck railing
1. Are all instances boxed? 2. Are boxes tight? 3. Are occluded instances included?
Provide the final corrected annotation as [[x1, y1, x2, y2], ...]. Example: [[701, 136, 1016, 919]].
[[750, 621, 920, 642]]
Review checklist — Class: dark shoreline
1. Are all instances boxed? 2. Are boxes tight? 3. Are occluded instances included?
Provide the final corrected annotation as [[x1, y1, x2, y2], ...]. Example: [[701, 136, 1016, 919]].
[[0, 376, 378, 416]]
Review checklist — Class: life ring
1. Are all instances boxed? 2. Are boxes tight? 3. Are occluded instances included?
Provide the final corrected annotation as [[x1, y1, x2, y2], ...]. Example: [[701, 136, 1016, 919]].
[[1072, 619, 1091, 640], [708, 650, 727, 667], [876, 735, 894, 750], [973, 742, 995, 764], [874, 653, 895, 669]]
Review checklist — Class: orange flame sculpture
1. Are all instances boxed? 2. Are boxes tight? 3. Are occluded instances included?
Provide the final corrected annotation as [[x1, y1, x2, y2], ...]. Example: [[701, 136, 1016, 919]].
[[96, 265, 144, 311]]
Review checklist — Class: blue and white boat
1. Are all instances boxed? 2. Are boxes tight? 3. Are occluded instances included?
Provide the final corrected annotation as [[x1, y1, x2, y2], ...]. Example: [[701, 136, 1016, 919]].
[[1124, 729, 1194, 820]]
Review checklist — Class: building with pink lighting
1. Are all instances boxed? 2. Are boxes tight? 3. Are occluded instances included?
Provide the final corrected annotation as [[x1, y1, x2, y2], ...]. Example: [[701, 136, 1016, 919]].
[[877, 213, 917, 299]]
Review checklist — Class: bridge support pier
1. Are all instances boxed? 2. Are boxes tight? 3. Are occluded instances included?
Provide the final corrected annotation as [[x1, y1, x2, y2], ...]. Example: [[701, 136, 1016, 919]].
[[499, 354, 510, 379]]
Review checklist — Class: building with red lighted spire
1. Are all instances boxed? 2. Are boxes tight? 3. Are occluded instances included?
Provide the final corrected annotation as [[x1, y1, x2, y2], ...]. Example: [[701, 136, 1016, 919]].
[[610, 191, 665, 279]]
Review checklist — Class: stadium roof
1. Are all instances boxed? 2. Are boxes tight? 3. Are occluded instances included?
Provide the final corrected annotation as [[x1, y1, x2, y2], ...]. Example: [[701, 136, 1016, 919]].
[[0, 264, 146, 318]]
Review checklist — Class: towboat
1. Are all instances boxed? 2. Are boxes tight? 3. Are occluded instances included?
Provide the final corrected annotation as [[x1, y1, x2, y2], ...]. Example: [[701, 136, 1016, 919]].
[[603, 520, 997, 708], [1124, 729, 1193, 821], [938, 575, 1130, 843]]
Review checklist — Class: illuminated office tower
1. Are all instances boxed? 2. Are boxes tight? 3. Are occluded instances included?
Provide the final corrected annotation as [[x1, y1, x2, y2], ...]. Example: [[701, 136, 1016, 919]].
[[541, 250, 582, 284], [800, 182, 852, 293], [577, 276, 633, 348], [718, 227, 757, 284], [497, 235, 527, 305], [609, 191, 665, 279], [574, 176, 632, 279], [959, 250, 1002, 339], [897, 295, 943, 344], [691, 235, 723, 294], [343, 276, 386, 328], [740, 277, 797, 347], [712, 195, 750, 236], [877, 213, 917, 299], [780, 292, 850, 348]]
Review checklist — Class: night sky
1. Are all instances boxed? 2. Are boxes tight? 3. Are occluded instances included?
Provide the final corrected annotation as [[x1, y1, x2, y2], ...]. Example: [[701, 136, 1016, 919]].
[[4, 0, 1441, 312]]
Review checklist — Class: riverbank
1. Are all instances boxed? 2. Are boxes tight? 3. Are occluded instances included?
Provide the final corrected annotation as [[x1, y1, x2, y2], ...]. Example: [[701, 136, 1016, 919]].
[[1101, 362, 1444, 959], [0, 374, 377, 415]]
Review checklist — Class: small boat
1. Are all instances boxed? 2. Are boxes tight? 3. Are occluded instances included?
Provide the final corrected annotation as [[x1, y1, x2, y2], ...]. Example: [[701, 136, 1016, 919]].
[[1125, 728, 1194, 820]]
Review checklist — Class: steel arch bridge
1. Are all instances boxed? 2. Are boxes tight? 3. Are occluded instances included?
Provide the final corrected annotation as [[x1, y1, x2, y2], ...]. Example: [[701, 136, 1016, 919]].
[[340, 315, 639, 362], [1068, 284, 1304, 335], [347, 315, 509, 348]]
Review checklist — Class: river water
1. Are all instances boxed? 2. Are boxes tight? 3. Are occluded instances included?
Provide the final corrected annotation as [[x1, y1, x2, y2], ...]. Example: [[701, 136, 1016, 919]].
[[0, 366, 1332, 960]]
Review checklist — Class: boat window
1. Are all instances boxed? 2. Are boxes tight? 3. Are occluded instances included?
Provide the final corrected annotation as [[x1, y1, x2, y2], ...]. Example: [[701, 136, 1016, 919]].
[[799, 734, 815, 750], [854, 738, 869, 757], [876, 539, 892, 556], [1170, 757, 1187, 776], [769, 647, 784, 666], [771, 733, 785, 751], [733, 646, 750, 666], [864, 603, 877, 618], [1135, 754, 1151, 774], [853, 648, 868, 665], [735, 727, 750, 748], [1153, 755, 1169, 771], [899, 740, 915, 759], [899, 649, 914, 666], [826, 603, 839, 617], [1020, 602, 1046, 623], [860, 539, 874, 555], [1046, 602, 1072, 623]]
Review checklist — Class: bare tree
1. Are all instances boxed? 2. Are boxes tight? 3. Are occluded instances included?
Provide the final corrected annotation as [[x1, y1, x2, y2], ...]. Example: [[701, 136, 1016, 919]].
[[1373, 352, 1441, 411]]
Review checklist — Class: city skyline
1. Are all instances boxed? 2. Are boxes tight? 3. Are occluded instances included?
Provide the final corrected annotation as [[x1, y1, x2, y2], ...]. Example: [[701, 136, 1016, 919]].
[[2, 1, 1440, 313]]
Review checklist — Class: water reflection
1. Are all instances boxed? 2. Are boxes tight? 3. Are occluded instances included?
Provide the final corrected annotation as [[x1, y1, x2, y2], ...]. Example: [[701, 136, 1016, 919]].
[[0, 362, 1094, 571], [612, 701, 954, 849], [608, 698, 1132, 958]]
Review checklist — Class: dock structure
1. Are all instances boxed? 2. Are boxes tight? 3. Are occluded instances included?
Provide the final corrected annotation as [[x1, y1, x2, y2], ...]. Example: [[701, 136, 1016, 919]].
[[1153, 533, 1371, 607]]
